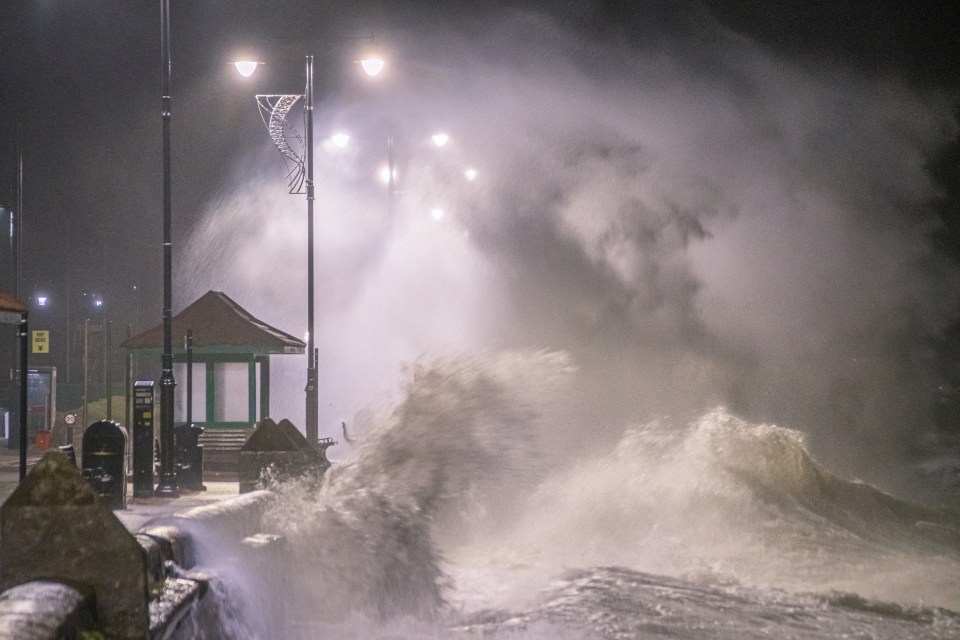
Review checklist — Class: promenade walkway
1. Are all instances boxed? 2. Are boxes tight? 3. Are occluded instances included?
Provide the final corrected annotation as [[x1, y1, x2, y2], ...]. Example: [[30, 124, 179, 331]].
[[0, 444, 240, 532]]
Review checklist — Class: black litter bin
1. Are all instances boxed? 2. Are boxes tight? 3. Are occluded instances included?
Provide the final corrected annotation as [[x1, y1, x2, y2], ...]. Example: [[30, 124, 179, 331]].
[[81, 420, 128, 510], [175, 423, 205, 491]]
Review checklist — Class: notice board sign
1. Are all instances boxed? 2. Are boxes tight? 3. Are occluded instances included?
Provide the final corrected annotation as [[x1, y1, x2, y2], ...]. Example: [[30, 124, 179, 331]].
[[31, 330, 49, 354]]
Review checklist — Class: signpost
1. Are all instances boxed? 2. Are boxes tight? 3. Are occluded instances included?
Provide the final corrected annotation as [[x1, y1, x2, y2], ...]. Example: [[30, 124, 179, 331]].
[[64, 411, 77, 446]]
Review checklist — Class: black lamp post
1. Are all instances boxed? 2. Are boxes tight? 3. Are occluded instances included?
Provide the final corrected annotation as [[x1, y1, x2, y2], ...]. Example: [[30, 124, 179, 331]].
[[235, 50, 382, 445], [303, 54, 319, 446], [156, 0, 177, 497]]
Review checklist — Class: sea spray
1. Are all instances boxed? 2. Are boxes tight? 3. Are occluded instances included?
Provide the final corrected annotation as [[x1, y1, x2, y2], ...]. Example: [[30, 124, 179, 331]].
[[174, 359, 960, 638], [449, 408, 960, 614], [259, 350, 573, 625]]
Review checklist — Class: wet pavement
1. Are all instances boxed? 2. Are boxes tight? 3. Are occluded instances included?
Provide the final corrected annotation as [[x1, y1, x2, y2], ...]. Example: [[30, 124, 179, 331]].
[[0, 445, 241, 532]]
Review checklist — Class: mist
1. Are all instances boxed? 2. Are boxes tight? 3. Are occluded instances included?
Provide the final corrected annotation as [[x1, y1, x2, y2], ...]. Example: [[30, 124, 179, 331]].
[[177, 6, 960, 492]]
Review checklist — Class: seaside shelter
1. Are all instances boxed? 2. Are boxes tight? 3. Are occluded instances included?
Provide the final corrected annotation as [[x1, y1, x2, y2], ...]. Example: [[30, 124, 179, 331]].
[[121, 291, 304, 431]]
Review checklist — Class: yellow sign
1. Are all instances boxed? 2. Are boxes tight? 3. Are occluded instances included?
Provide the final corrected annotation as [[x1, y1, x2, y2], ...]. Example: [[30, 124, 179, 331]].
[[32, 330, 49, 354]]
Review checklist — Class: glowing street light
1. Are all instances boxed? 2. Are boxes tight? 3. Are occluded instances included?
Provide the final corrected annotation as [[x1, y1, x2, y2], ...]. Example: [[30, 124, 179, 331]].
[[464, 168, 478, 181], [359, 56, 385, 77], [234, 60, 261, 78], [331, 133, 350, 148], [432, 133, 450, 148]]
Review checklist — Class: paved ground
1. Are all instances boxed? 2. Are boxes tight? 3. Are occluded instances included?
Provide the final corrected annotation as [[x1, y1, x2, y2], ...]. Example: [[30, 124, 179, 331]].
[[0, 444, 241, 532]]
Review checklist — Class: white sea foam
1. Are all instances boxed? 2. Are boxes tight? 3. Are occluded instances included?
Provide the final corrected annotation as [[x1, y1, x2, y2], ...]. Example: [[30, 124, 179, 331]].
[[193, 351, 960, 639]]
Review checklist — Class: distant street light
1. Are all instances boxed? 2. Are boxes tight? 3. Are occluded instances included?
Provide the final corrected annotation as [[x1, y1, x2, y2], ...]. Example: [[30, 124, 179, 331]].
[[235, 47, 383, 445], [379, 165, 397, 184], [374, 132, 479, 215], [331, 133, 350, 148]]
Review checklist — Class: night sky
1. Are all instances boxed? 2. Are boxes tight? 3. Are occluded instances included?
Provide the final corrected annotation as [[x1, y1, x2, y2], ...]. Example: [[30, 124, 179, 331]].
[[2, 2, 958, 303], [2, 1, 960, 487]]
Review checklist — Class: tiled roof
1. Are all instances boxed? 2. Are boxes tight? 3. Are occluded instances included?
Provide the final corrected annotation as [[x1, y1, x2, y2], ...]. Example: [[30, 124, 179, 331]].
[[121, 290, 304, 354]]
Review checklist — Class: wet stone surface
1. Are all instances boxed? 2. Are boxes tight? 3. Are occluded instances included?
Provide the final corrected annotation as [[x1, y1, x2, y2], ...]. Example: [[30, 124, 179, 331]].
[[0, 452, 149, 639], [0, 580, 94, 639]]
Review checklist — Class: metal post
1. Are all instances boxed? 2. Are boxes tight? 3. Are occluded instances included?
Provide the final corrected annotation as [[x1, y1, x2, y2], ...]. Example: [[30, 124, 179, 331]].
[[18, 313, 27, 481], [387, 135, 395, 215], [82, 319, 89, 429], [185, 330, 193, 427], [105, 319, 112, 420], [125, 324, 132, 470], [156, 0, 178, 496], [304, 54, 319, 446], [125, 324, 132, 428], [65, 275, 71, 384], [16, 121, 23, 303]]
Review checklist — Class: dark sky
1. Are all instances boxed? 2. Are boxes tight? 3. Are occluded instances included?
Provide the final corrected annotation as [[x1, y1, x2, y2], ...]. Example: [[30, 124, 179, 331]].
[[2, 1, 960, 483], [1, 1, 957, 310]]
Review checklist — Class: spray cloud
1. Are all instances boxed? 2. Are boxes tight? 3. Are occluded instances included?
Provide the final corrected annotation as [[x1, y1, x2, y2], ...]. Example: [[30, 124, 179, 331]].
[[179, 6, 960, 487]]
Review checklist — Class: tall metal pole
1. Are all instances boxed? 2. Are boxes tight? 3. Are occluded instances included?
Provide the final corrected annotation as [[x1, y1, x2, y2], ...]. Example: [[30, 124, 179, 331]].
[[105, 319, 112, 420], [16, 121, 23, 302], [185, 330, 193, 427], [125, 324, 132, 435], [156, 0, 178, 496], [387, 135, 395, 216], [82, 318, 89, 429], [18, 313, 27, 481], [304, 55, 319, 445]]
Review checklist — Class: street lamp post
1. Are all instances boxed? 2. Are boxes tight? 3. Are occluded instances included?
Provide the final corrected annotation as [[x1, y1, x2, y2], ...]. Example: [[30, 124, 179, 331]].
[[156, 0, 177, 497], [236, 50, 383, 445], [303, 54, 319, 445]]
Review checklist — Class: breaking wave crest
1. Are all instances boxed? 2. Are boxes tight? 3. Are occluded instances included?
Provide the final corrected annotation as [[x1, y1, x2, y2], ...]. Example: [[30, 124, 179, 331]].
[[453, 407, 960, 613], [214, 351, 960, 638], [259, 350, 571, 624]]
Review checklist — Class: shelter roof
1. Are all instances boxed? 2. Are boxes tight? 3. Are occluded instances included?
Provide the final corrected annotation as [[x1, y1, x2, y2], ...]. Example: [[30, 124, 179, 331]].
[[121, 290, 304, 355]]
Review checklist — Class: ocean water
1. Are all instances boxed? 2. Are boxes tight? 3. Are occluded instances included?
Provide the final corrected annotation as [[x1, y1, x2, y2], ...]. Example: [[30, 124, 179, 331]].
[[192, 351, 960, 639]]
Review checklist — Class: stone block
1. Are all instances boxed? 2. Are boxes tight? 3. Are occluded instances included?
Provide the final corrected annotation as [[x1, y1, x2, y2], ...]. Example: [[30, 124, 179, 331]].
[[0, 453, 149, 639], [238, 419, 330, 493]]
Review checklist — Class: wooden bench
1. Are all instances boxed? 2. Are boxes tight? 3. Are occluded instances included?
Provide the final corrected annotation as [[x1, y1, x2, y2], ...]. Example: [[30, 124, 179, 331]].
[[198, 429, 252, 473]]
